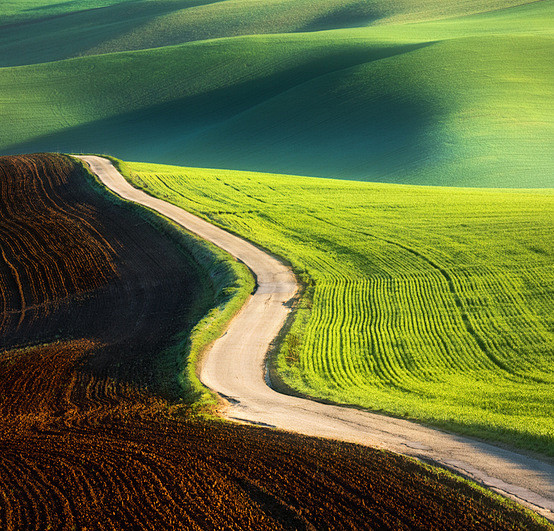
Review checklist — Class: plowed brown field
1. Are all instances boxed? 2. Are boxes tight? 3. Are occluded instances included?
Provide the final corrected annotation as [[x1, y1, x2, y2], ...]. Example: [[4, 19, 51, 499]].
[[0, 154, 547, 530]]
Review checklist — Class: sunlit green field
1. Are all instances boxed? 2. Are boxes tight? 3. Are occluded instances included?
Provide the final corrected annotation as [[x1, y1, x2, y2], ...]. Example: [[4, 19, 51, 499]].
[[119, 160, 554, 454], [1, 0, 552, 186], [1, 0, 535, 61]]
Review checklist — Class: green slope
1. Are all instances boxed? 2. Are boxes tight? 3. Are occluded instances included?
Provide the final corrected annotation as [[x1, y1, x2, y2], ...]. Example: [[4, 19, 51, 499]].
[[0, 0, 533, 66], [1, 35, 416, 151], [1, 1, 552, 186], [0, 0, 133, 23], [120, 159, 554, 454], [177, 33, 553, 186]]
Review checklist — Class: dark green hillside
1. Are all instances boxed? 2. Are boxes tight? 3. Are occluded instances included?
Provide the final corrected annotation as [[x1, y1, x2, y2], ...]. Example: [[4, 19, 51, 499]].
[[1, 0, 551, 186]]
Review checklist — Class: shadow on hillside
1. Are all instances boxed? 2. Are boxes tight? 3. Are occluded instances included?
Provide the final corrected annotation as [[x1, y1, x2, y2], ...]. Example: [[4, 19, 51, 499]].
[[300, 3, 383, 31], [5, 41, 434, 183], [0, 0, 226, 66]]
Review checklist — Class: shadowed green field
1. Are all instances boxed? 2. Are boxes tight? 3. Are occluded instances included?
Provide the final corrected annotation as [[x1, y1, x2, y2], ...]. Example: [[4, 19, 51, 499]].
[[1, 0, 552, 186], [1, 0, 534, 64], [119, 159, 554, 454]]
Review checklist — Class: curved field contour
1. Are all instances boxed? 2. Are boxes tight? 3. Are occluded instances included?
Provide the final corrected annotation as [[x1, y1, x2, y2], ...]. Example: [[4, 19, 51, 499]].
[[78, 155, 554, 522]]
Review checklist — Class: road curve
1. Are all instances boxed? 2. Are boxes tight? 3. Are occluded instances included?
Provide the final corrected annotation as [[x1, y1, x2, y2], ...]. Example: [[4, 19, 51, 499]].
[[78, 155, 554, 522]]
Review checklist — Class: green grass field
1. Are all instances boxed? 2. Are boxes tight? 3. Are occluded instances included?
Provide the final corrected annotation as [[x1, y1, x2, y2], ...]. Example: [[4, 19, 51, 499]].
[[0, 0, 534, 63], [117, 159, 554, 455], [1, 0, 552, 186]]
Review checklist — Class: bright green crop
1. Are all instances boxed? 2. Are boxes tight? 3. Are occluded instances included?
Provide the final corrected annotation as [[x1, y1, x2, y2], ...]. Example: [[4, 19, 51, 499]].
[[121, 160, 554, 455]]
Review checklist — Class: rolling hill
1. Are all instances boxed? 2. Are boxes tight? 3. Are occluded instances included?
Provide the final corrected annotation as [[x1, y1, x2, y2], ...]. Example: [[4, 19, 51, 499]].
[[1, 0, 536, 65], [1, 0, 552, 186]]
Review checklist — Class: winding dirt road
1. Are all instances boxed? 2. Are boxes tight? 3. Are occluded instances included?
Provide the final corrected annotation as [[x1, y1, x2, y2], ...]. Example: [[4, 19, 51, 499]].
[[78, 155, 554, 523]]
